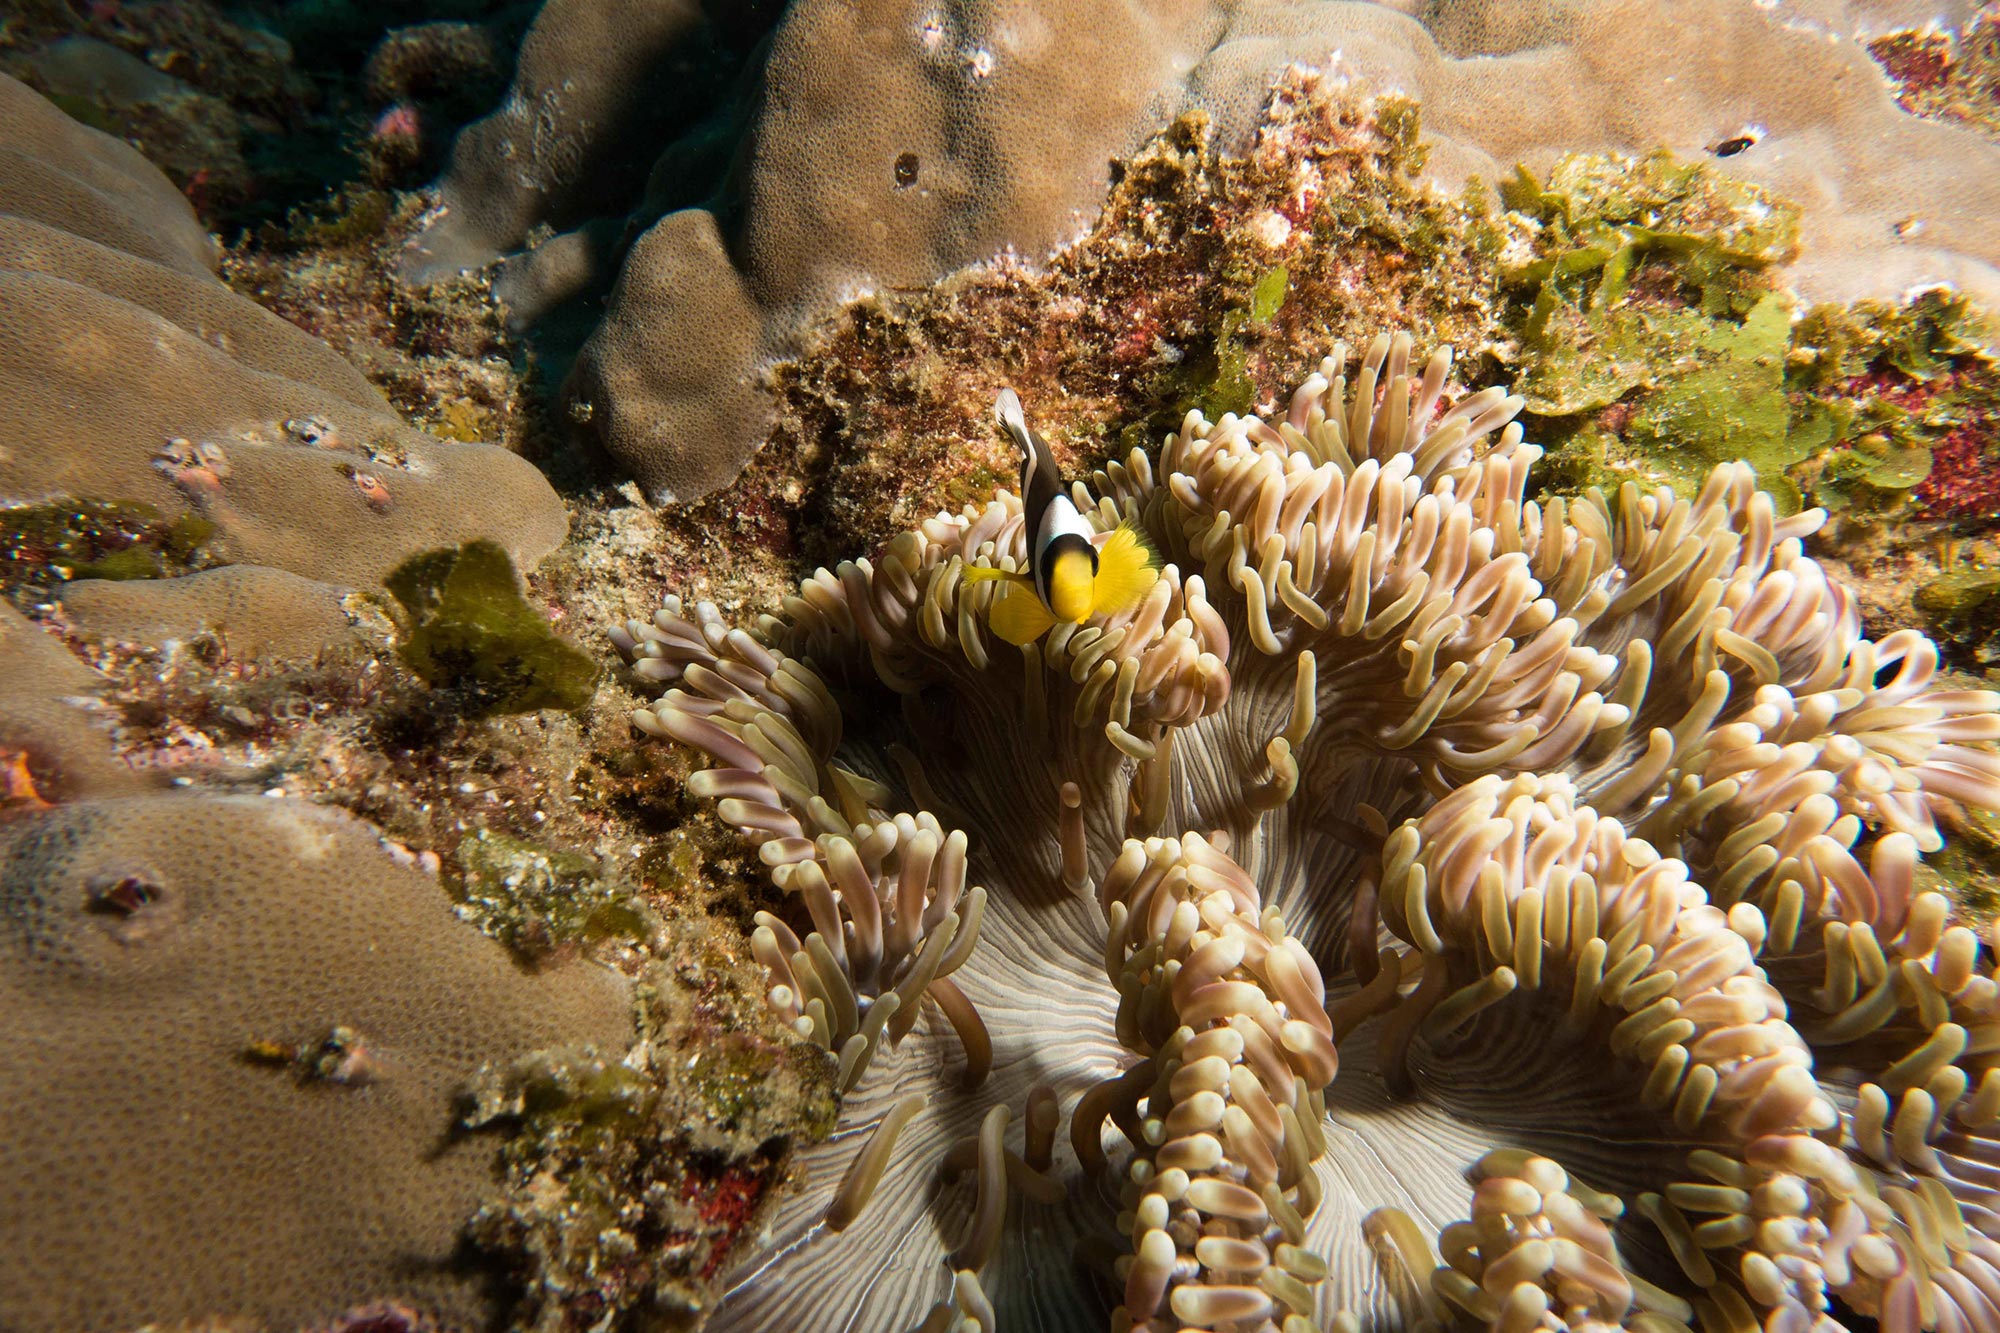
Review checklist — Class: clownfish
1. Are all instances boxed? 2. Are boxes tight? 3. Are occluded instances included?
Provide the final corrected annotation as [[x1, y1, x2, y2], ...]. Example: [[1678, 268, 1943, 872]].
[[962, 389, 1159, 647]]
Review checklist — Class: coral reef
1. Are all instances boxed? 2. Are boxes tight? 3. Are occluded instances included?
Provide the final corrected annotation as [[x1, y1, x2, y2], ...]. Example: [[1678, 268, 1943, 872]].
[[615, 332, 2000, 1329], [0, 793, 633, 1330], [464, 962, 837, 1329], [411, 0, 2000, 503], [0, 601, 145, 802], [617, 75, 1996, 652], [0, 72, 568, 594], [5, 1, 2000, 1326], [356, 22, 506, 188], [619, 80, 1496, 586]]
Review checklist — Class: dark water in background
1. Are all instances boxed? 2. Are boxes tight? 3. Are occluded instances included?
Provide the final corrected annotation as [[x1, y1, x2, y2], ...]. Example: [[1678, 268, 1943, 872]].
[[0, 0, 768, 238]]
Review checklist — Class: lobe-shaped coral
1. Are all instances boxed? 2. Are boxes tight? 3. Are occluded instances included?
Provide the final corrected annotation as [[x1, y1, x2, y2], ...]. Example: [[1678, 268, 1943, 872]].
[[613, 332, 2000, 1331]]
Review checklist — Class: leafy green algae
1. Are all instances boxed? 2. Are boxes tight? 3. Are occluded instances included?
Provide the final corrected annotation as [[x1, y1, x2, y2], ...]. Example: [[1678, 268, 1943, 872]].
[[1498, 151, 1820, 506], [1619, 293, 1808, 509], [1501, 152, 1999, 518], [1202, 264, 1291, 419], [384, 539, 599, 716]]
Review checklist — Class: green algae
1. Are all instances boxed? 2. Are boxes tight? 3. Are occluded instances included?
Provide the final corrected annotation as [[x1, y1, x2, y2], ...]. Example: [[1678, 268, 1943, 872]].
[[454, 828, 646, 959], [0, 498, 214, 608], [1500, 153, 1996, 519], [1501, 150, 1799, 429], [1914, 567, 2000, 674], [1247, 265, 1290, 325], [1916, 567, 2000, 618], [1489, 150, 1959, 514], [1201, 264, 1292, 419], [1788, 292, 1999, 513], [384, 539, 600, 716], [1503, 152, 1798, 309], [1618, 292, 1809, 510]]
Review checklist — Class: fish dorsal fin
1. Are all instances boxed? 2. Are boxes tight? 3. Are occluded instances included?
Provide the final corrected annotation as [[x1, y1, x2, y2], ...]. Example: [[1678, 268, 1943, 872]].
[[996, 388, 1064, 532], [994, 389, 1034, 459]]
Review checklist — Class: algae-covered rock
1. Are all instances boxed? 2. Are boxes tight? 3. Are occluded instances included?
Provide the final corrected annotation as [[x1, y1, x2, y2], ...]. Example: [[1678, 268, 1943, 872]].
[[464, 963, 836, 1328], [454, 828, 641, 958], [1789, 291, 2000, 518], [1503, 150, 1800, 419], [1914, 565, 2000, 674], [386, 539, 600, 717], [1489, 148, 1993, 517], [0, 497, 215, 603]]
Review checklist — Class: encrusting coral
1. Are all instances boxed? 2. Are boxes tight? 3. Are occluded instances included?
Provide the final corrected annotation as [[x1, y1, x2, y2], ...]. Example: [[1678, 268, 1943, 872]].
[[615, 331, 2000, 1331]]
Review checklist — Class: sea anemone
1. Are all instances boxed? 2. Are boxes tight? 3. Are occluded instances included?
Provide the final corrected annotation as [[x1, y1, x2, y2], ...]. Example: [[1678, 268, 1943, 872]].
[[611, 332, 2000, 1333]]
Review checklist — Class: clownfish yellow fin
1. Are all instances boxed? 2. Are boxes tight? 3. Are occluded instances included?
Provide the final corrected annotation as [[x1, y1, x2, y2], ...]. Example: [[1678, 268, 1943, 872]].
[[988, 584, 1057, 645], [1090, 524, 1161, 616], [962, 564, 1033, 589]]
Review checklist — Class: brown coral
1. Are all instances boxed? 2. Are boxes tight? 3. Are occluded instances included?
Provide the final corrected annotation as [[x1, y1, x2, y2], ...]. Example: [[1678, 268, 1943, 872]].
[[0, 794, 632, 1331], [0, 73, 569, 590]]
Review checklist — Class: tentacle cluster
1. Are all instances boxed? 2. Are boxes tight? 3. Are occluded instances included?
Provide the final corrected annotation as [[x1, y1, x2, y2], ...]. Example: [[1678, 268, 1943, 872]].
[[1081, 832, 1339, 1332], [1778, 884, 2000, 1333], [1352, 771, 1858, 1330], [1367, 1149, 1683, 1333], [612, 597, 990, 1092], [1662, 630, 1999, 948]]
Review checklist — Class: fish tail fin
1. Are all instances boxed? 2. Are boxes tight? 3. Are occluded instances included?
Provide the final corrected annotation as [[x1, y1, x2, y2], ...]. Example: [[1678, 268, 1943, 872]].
[[988, 585, 1057, 645], [961, 565, 1033, 589], [1091, 523, 1162, 617]]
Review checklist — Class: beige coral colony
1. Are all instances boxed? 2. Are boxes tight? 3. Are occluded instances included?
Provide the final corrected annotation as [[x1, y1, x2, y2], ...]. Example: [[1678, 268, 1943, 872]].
[[614, 331, 2000, 1333]]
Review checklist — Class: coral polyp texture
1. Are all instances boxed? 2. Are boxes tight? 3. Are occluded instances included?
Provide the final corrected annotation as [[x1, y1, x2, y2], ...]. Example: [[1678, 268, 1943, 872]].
[[614, 333, 2000, 1332], [0, 794, 633, 1330]]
